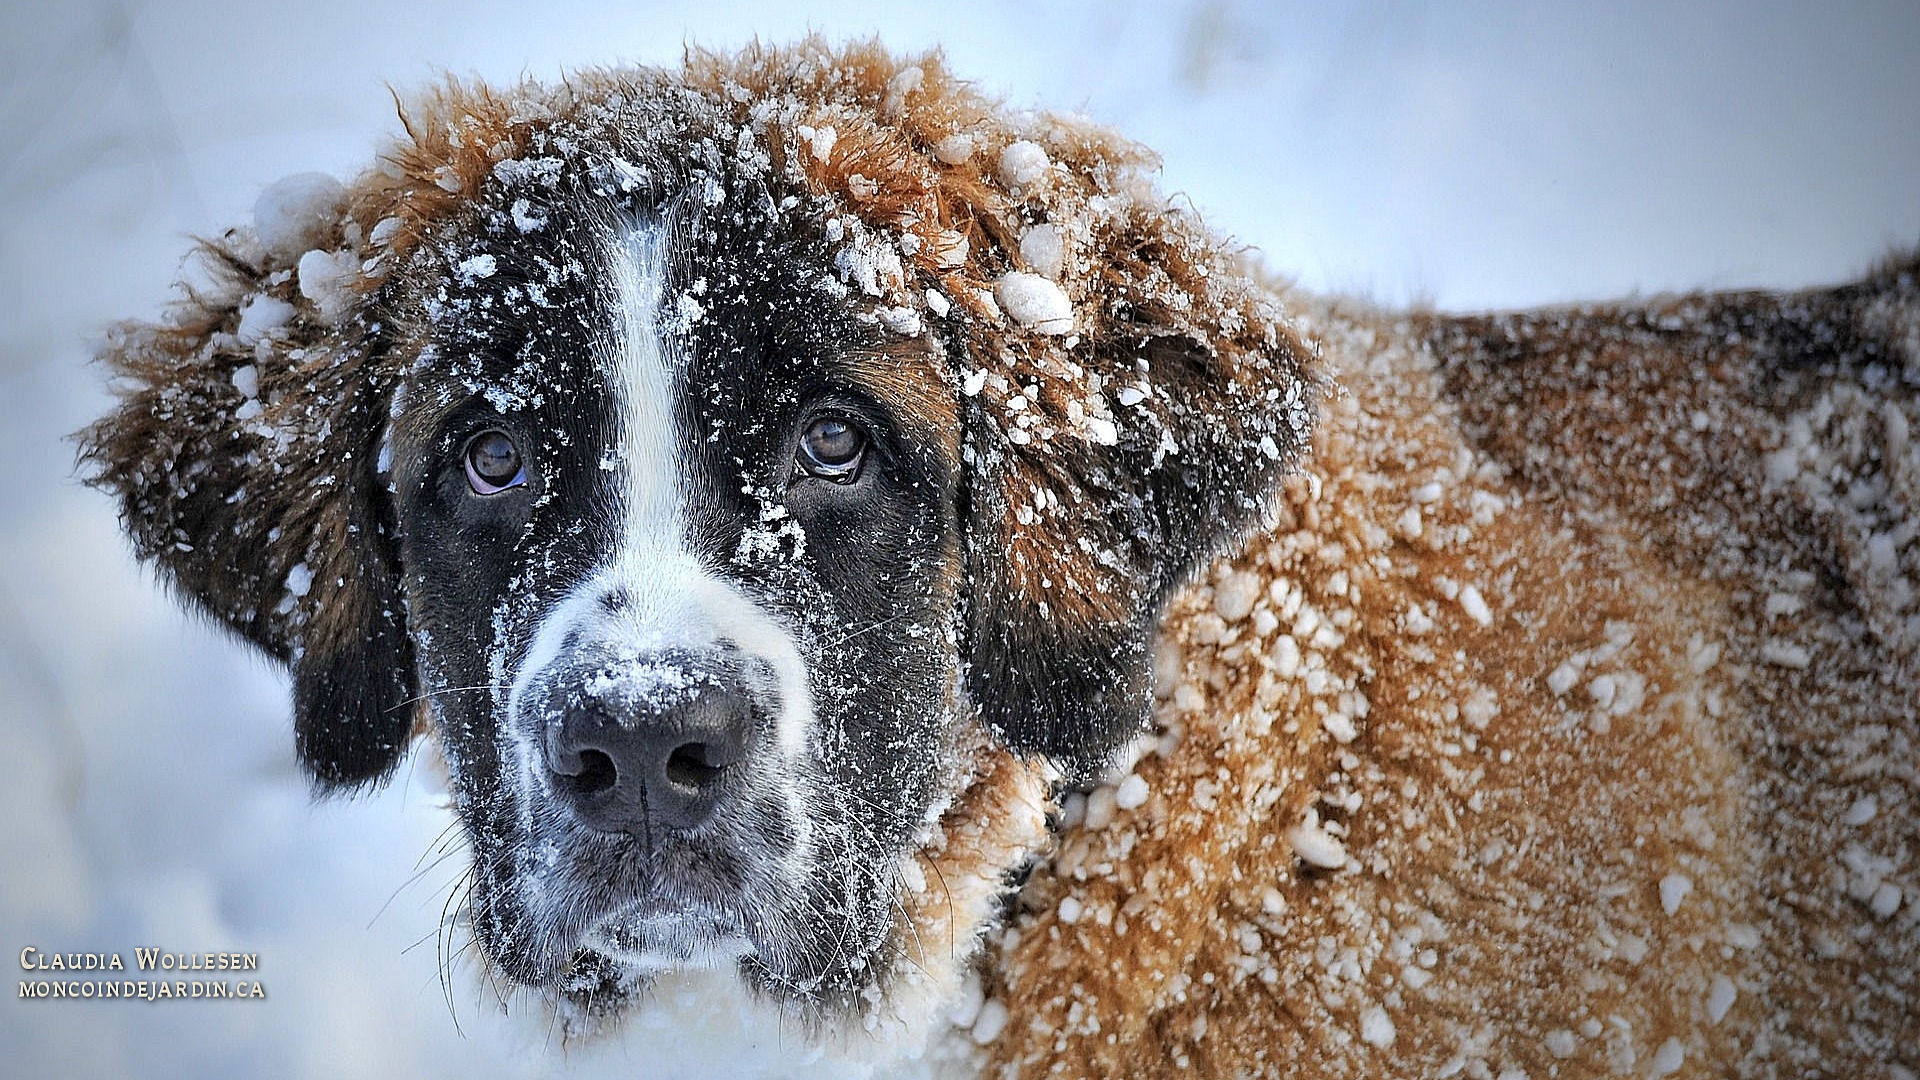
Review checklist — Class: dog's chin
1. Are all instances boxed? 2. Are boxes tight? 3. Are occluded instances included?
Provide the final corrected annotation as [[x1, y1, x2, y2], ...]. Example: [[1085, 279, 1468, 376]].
[[586, 902, 753, 973]]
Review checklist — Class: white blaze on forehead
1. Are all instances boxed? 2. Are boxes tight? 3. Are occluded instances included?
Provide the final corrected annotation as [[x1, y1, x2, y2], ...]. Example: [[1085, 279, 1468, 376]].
[[608, 224, 682, 557], [506, 219, 812, 760]]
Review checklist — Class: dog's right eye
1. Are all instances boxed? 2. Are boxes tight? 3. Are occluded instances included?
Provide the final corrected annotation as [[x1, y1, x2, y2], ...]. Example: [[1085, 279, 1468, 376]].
[[795, 416, 867, 483], [464, 429, 525, 494]]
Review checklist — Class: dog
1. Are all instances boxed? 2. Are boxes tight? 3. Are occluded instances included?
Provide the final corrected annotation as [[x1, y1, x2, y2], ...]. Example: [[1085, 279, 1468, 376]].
[[82, 39, 1916, 1079]]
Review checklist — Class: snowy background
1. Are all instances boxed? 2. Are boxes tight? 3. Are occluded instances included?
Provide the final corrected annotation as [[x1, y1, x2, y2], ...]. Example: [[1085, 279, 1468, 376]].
[[2, 1, 1915, 1075]]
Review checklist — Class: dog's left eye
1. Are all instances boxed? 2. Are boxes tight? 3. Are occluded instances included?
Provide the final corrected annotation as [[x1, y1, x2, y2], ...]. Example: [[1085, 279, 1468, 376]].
[[464, 429, 526, 494], [796, 416, 866, 482]]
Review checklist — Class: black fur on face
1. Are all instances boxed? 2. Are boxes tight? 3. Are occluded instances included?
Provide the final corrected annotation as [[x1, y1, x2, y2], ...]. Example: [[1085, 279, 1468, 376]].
[[379, 148, 970, 1011]]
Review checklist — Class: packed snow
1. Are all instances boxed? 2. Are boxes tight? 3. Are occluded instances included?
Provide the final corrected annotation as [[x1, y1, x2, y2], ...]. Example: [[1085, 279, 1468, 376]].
[[252, 172, 347, 261], [993, 272, 1073, 334], [994, 140, 1050, 189]]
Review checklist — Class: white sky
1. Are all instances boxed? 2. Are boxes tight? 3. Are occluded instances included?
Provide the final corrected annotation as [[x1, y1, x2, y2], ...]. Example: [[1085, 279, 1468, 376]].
[[1, 2, 1915, 1076]]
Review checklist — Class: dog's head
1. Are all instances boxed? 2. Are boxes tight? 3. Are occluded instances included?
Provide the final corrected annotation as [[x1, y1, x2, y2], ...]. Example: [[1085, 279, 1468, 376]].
[[82, 42, 1314, 1032]]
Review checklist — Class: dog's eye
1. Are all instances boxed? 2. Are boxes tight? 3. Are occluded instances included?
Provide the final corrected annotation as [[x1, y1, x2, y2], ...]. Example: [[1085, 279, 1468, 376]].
[[464, 429, 526, 494], [796, 416, 866, 482]]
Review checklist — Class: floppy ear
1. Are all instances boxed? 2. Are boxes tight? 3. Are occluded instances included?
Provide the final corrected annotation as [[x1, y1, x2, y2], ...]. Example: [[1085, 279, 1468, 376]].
[[80, 182, 418, 791], [958, 322, 1313, 776]]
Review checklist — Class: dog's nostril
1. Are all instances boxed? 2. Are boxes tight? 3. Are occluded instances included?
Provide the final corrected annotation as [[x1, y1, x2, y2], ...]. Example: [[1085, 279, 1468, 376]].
[[565, 748, 619, 796], [664, 742, 724, 792]]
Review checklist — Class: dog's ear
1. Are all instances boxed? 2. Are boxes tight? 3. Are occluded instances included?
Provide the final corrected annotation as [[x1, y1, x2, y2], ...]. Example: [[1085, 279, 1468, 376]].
[[957, 316, 1314, 777], [80, 177, 417, 791]]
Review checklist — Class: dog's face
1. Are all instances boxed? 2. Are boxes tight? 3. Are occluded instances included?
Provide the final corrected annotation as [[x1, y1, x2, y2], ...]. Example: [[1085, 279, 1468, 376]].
[[387, 178, 970, 1004], [82, 48, 1315, 1033]]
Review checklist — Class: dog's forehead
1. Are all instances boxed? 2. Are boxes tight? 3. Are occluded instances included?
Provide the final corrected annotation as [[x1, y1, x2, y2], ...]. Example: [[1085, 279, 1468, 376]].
[[392, 181, 956, 449]]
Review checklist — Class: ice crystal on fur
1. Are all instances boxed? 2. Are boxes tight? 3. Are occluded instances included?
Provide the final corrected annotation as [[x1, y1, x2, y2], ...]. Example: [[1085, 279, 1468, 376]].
[[252, 171, 347, 261]]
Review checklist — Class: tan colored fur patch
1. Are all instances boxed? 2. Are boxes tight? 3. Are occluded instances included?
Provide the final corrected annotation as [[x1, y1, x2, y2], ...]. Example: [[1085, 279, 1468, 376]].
[[900, 747, 1052, 1008]]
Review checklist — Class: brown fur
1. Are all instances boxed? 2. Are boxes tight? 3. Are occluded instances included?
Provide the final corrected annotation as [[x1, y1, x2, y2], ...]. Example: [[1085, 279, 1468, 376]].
[[977, 273, 1919, 1076]]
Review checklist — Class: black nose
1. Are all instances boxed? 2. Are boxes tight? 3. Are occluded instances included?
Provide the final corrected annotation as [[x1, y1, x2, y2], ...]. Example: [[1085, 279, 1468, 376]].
[[543, 674, 753, 833]]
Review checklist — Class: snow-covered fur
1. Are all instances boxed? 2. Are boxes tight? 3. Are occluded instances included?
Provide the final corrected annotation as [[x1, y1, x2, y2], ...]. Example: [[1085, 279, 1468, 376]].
[[82, 39, 1916, 1079]]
